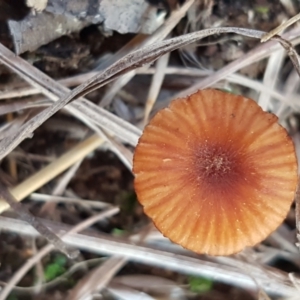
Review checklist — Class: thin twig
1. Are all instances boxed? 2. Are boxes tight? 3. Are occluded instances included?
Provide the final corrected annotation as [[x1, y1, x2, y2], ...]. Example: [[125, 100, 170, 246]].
[[257, 48, 285, 111], [166, 27, 300, 103], [0, 43, 141, 149], [99, 0, 195, 107], [144, 53, 170, 125], [67, 257, 126, 300], [0, 27, 264, 160], [261, 12, 300, 42], [0, 208, 120, 300], [0, 216, 298, 297], [38, 159, 83, 217], [274, 36, 300, 77], [0, 134, 104, 214], [0, 182, 79, 258], [30, 193, 112, 209]]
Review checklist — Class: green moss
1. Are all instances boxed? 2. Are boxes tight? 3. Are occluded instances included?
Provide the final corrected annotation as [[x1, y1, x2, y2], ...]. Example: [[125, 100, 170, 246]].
[[120, 191, 137, 214], [254, 6, 269, 14], [188, 276, 213, 293], [112, 228, 127, 237], [44, 254, 67, 282], [7, 294, 18, 300]]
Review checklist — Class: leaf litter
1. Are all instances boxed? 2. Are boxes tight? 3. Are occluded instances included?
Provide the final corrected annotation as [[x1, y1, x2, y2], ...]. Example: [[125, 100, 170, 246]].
[[0, 1, 300, 299]]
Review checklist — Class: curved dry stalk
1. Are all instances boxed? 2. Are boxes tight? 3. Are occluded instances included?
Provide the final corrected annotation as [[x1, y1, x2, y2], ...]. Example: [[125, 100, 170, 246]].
[[0, 43, 141, 149], [137, 67, 298, 109], [261, 12, 300, 42], [67, 257, 126, 300], [274, 35, 300, 77], [170, 29, 300, 104], [0, 27, 265, 161], [0, 72, 99, 101], [99, 0, 195, 107], [0, 207, 120, 300], [38, 158, 83, 217], [0, 258, 106, 293], [0, 182, 78, 258], [0, 216, 298, 297]]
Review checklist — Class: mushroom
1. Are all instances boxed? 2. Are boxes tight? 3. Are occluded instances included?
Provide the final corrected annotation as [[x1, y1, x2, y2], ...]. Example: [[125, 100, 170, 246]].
[[133, 89, 298, 256]]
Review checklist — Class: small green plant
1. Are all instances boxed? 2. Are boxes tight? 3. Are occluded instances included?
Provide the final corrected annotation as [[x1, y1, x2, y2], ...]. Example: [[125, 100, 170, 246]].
[[188, 276, 213, 293], [112, 228, 127, 237], [121, 191, 137, 214], [254, 6, 269, 14], [7, 294, 18, 300], [44, 254, 67, 282]]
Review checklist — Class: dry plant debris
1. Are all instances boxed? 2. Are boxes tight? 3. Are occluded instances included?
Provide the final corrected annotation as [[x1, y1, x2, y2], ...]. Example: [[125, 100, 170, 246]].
[[0, 0, 300, 299]]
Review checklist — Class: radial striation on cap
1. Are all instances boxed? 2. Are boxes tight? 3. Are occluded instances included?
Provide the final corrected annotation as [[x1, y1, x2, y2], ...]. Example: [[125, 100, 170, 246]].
[[133, 89, 298, 256]]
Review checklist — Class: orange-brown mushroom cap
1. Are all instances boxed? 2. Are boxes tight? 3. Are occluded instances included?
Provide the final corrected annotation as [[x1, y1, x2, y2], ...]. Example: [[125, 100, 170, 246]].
[[133, 89, 298, 256]]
